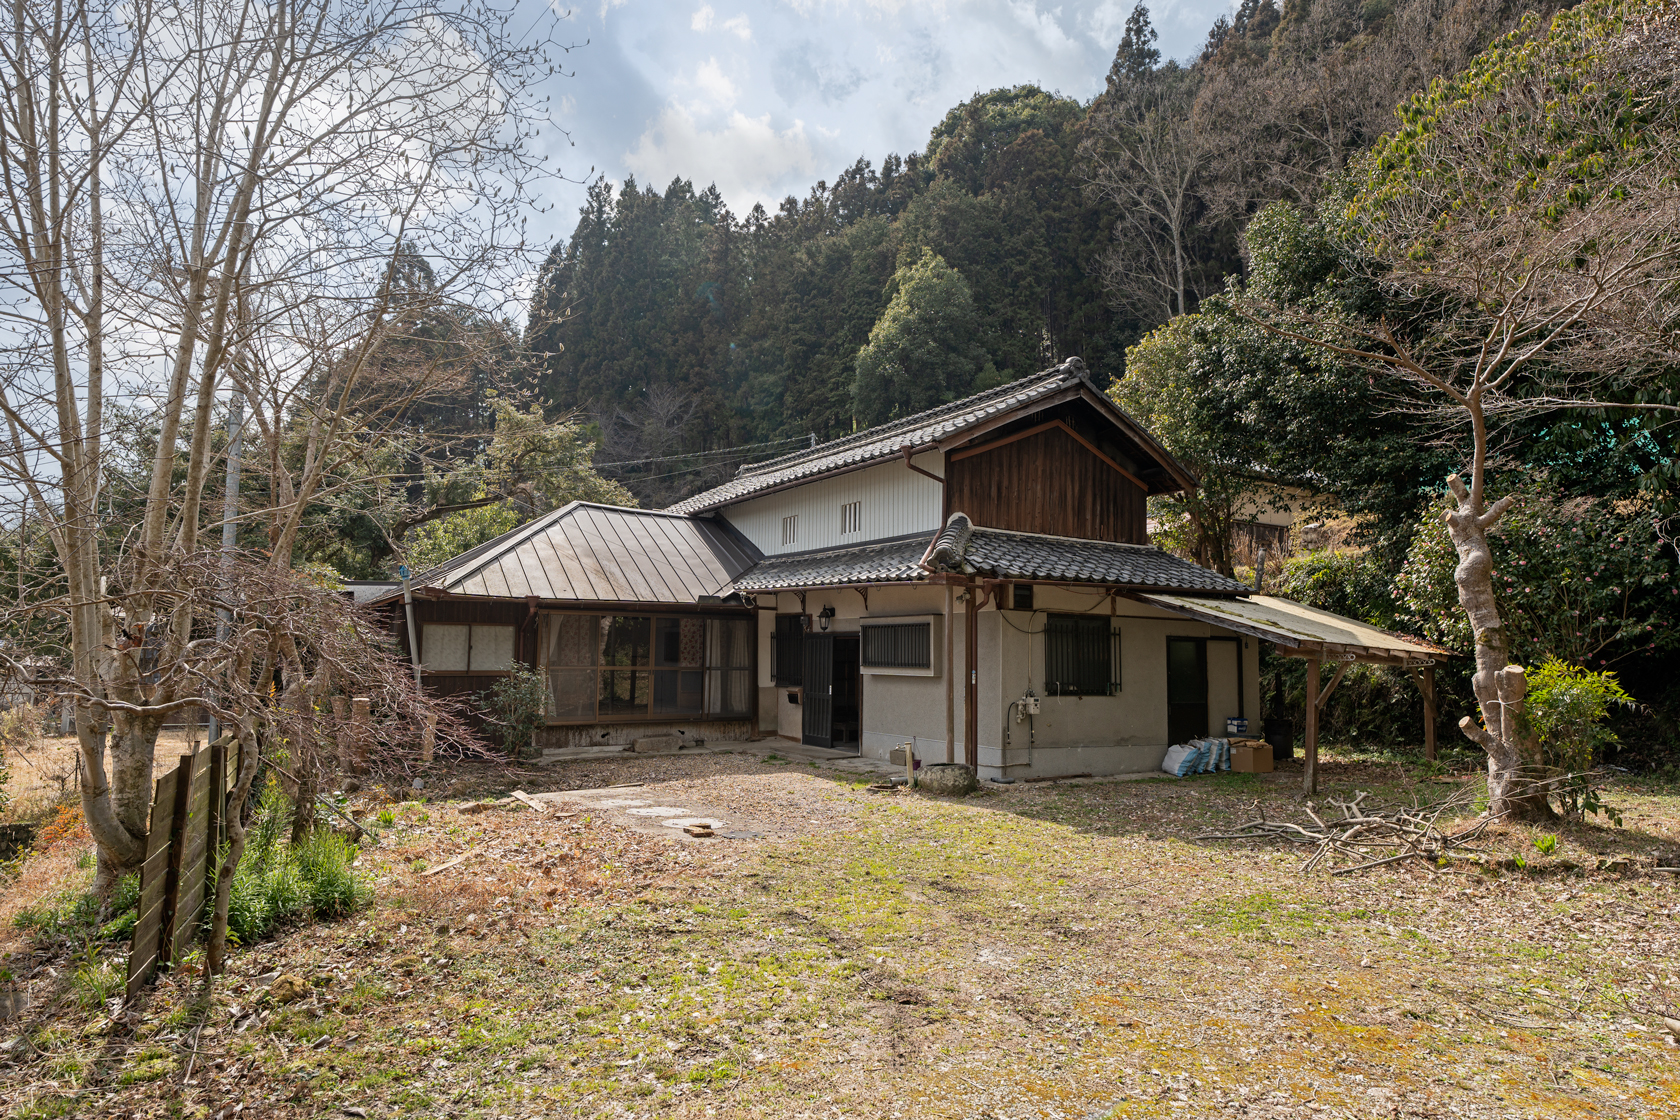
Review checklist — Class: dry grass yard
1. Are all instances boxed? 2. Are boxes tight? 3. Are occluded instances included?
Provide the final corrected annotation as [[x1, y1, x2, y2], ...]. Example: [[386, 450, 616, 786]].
[[3, 747, 1679, 1119]]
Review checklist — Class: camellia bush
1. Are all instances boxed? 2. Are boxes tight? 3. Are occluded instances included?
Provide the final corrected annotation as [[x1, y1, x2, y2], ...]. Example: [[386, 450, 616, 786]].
[[1394, 489, 1677, 672]]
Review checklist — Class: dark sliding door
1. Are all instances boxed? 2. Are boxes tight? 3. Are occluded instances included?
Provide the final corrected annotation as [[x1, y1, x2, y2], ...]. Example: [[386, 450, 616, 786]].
[[801, 633, 834, 749], [1167, 637, 1208, 745]]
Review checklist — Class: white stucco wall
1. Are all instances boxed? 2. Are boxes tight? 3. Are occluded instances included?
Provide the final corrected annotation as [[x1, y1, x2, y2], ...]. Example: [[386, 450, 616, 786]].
[[718, 454, 945, 556], [760, 583, 1260, 780]]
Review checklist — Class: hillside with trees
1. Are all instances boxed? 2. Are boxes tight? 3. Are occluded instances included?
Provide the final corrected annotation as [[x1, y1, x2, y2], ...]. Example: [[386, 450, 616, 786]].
[[525, 0, 1556, 507]]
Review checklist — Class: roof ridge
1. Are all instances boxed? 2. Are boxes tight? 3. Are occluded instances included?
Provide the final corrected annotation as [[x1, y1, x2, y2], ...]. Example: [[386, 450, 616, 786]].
[[736, 364, 1078, 479], [405, 502, 578, 586], [966, 523, 1163, 553]]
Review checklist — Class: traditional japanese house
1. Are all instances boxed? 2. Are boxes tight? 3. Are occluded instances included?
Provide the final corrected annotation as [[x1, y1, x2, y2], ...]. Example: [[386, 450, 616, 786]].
[[376, 358, 1445, 780]]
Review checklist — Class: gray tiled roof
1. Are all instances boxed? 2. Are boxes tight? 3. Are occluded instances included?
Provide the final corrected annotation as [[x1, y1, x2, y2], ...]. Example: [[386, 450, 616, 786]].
[[923, 514, 1251, 594], [667, 360, 1093, 514], [959, 527, 1251, 592], [735, 516, 1250, 595], [734, 536, 931, 591]]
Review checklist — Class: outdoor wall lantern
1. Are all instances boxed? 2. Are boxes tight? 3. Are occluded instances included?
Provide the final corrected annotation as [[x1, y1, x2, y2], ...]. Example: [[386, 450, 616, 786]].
[[818, 605, 835, 631]]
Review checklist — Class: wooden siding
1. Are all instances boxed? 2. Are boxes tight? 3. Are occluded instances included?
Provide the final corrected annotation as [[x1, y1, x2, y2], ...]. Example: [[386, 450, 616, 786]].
[[720, 455, 944, 556], [946, 426, 1146, 543]]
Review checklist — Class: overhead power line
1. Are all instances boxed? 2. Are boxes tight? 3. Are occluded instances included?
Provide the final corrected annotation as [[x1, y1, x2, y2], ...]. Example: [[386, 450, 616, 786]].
[[593, 433, 817, 470]]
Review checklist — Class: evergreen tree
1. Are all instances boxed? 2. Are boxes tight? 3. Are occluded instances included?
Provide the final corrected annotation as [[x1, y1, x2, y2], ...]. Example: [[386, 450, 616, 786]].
[[852, 250, 998, 427]]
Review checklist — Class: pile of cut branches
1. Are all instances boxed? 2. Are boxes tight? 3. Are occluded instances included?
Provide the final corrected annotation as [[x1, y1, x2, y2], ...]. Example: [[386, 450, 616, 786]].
[[1196, 785, 1495, 875]]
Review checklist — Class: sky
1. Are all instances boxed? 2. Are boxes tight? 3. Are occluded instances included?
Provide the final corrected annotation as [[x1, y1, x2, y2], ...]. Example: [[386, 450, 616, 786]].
[[525, 0, 1236, 249]]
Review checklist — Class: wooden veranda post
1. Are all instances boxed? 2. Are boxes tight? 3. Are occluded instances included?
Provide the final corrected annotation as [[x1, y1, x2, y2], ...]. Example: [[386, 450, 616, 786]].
[[1422, 665, 1437, 762], [1303, 660, 1319, 795]]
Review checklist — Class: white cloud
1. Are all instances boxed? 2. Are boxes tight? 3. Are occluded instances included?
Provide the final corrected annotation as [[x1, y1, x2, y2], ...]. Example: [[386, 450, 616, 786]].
[[623, 104, 819, 209], [690, 57, 739, 107], [691, 4, 714, 30], [722, 13, 754, 39]]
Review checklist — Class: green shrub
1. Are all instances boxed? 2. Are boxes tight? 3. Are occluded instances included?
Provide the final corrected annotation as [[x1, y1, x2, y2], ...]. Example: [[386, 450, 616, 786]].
[[72, 951, 123, 1009], [487, 663, 548, 758], [1525, 657, 1634, 772], [13, 873, 138, 944], [294, 829, 370, 919]]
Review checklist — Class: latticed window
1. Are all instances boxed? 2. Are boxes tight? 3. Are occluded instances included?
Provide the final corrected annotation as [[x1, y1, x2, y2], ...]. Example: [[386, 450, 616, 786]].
[[860, 621, 931, 669], [1044, 615, 1119, 695], [781, 515, 798, 545], [772, 614, 804, 685], [839, 501, 861, 535]]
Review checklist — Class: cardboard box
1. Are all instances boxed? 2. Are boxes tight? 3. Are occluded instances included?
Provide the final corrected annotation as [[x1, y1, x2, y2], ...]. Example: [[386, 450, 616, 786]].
[[1231, 743, 1273, 773]]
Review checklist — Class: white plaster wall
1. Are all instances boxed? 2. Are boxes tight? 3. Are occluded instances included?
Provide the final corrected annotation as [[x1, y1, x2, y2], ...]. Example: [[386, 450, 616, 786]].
[[718, 454, 945, 556], [759, 582, 1260, 777]]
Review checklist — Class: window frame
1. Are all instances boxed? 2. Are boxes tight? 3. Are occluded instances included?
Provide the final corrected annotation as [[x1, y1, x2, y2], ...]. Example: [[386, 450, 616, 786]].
[[858, 615, 940, 677], [420, 623, 518, 675], [1043, 614, 1119, 696], [538, 610, 756, 725]]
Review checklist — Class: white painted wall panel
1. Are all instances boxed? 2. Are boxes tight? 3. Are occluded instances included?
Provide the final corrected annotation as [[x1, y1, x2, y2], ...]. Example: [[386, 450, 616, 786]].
[[719, 455, 945, 555]]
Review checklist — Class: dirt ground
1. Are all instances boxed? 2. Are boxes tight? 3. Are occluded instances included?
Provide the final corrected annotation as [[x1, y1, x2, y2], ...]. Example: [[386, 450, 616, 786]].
[[3, 747, 1679, 1119], [2, 731, 206, 823]]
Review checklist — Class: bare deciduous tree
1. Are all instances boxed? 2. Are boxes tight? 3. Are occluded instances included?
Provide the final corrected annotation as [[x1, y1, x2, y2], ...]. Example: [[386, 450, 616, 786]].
[[0, 0, 561, 890]]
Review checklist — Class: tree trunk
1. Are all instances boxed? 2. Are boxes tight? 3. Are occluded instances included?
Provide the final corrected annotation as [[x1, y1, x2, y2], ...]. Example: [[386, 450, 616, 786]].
[[1442, 474, 1550, 820], [88, 710, 165, 895], [207, 724, 261, 975]]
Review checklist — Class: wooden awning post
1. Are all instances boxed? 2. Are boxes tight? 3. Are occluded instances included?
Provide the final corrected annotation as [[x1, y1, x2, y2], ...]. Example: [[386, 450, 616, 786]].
[[1303, 659, 1320, 796], [1406, 663, 1439, 762], [944, 583, 955, 765], [1422, 665, 1437, 762]]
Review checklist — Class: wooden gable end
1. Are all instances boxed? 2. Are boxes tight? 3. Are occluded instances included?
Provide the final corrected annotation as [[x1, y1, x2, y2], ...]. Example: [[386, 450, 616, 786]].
[[945, 419, 1148, 544]]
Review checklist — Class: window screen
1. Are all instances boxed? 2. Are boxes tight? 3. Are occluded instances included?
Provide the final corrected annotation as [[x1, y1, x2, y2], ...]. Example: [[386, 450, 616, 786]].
[[861, 622, 931, 669], [422, 624, 514, 672], [539, 613, 757, 722], [1044, 615, 1114, 696]]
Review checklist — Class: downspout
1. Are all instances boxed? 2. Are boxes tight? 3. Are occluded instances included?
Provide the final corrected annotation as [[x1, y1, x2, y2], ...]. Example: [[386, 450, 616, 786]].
[[399, 565, 422, 690], [965, 580, 979, 770], [944, 583, 955, 764]]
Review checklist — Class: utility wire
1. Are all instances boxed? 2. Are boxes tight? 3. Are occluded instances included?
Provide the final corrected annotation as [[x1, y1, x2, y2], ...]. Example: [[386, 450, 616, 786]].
[[593, 433, 817, 469]]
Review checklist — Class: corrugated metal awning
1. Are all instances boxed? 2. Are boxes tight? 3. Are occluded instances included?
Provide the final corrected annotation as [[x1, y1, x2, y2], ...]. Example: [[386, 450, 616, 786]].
[[1136, 593, 1452, 664]]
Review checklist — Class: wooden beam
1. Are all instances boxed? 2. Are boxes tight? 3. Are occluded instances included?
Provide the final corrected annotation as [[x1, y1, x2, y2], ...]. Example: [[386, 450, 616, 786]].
[[1303, 659, 1320, 796], [1316, 661, 1349, 710]]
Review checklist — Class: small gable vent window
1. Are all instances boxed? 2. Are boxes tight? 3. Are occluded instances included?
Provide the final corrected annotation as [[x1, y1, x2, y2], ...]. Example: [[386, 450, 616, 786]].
[[782, 514, 798, 546], [861, 621, 931, 670], [1044, 615, 1119, 696], [839, 501, 861, 535]]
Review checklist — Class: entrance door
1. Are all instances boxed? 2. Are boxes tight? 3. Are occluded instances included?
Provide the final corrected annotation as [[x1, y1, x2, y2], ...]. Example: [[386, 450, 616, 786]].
[[831, 635, 861, 751], [801, 632, 834, 748], [1167, 637, 1208, 744]]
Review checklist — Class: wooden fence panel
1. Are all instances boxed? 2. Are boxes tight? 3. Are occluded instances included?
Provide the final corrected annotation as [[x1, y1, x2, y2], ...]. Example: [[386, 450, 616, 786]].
[[168, 751, 214, 964], [126, 766, 180, 1001], [127, 739, 236, 1002]]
